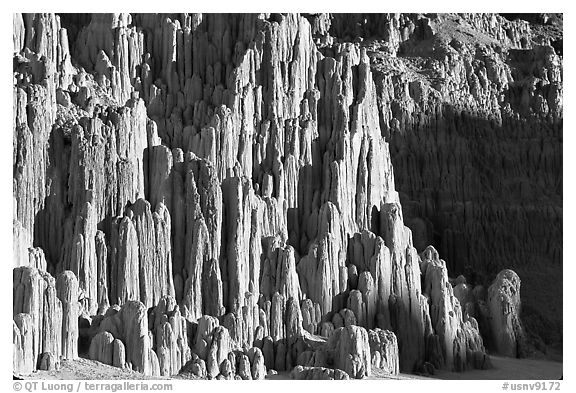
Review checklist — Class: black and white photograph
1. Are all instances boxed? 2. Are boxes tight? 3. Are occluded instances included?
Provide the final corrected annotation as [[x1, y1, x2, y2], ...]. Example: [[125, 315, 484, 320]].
[[6, 2, 567, 388]]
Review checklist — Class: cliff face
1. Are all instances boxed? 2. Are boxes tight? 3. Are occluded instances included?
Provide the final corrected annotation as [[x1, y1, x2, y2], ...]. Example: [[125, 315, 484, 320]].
[[12, 13, 561, 378], [306, 13, 563, 349]]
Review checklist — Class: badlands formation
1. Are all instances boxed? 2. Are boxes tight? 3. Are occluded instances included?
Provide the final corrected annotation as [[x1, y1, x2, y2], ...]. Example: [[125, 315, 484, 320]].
[[13, 13, 562, 379]]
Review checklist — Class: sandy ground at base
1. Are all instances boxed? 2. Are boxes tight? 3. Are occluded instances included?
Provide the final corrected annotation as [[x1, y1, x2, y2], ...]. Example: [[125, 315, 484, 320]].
[[17, 354, 562, 381], [18, 358, 168, 380], [432, 355, 562, 380]]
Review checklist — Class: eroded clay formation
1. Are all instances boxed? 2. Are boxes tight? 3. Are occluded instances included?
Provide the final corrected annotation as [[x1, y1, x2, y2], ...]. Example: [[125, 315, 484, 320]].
[[14, 13, 557, 379]]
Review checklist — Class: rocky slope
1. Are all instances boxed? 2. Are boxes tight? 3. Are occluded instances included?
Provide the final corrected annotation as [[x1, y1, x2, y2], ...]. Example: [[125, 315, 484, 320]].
[[13, 13, 561, 379]]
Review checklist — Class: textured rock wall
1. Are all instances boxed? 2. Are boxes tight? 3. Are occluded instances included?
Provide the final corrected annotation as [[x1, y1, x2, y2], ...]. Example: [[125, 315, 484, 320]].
[[306, 13, 562, 348], [13, 267, 79, 374], [13, 12, 556, 378]]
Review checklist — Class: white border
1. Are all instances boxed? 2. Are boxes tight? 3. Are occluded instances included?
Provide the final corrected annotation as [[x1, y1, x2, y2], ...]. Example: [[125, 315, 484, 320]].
[[1, 3, 571, 392]]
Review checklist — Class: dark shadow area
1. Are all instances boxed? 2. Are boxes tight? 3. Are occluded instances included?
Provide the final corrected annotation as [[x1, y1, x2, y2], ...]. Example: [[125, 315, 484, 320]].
[[382, 100, 562, 352]]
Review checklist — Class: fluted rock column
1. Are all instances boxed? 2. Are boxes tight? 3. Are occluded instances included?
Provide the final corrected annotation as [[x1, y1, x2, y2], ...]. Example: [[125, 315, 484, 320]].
[[56, 271, 79, 360], [95, 231, 110, 313], [74, 14, 144, 105], [260, 238, 302, 303], [110, 215, 140, 306], [380, 202, 426, 372], [89, 331, 115, 365], [60, 200, 98, 315], [325, 325, 371, 379], [222, 176, 254, 314], [13, 314, 34, 375], [13, 267, 63, 373], [487, 269, 526, 357], [368, 328, 399, 375], [150, 296, 191, 376], [98, 300, 156, 375], [297, 202, 347, 318], [421, 245, 487, 371]]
